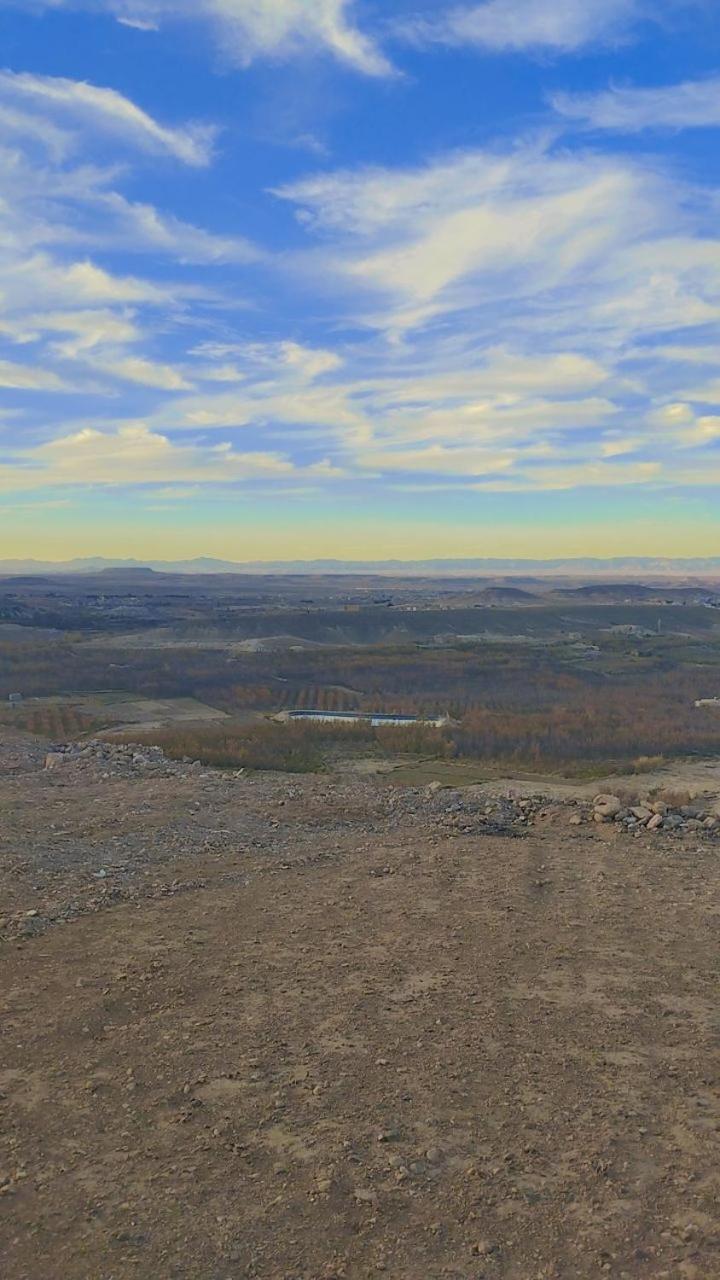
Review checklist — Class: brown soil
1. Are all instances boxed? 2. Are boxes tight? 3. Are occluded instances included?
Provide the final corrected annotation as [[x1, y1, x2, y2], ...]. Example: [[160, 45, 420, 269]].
[[2, 728, 720, 1279], [352, 755, 720, 803]]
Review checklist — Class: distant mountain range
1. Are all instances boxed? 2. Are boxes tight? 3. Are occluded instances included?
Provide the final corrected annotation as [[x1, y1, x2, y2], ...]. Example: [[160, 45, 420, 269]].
[[2, 556, 720, 577]]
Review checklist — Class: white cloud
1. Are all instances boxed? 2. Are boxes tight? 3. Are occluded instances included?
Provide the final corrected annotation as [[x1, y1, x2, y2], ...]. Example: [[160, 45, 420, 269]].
[[100, 357, 194, 390], [205, 0, 392, 74], [2, 254, 169, 310], [12, 1, 391, 75], [0, 98, 254, 403], [276, 144, 675, 336], [0, 137, 256, 266], [650, 344, 720, 366], [401, 0, 640, 54], [88, 193, 259, 264], [116, 14, 157, 28], [133, 304, 719, 493], [0, 423, 340, 491], [371, 397, 619, 448], [0, 9, 718, 505], [193, 363, 246, 384], [647, 402, 697, 429], [369, 351, 610, 408], [175, 384, 370, 438], [187, 340, 345, 395], [5, 309, 141, 355], [646, 401, 720, 446], [500, 459, 664, 490], [0, 103, 73, 160], [0, 359, 76, 391], [279, 341, 343, 378], [676, 379, 720, 406], [553, 76, 720, 132], [356, 442, 519, 475], [599, 434, 645, 457], [0, 70, 216, 165]]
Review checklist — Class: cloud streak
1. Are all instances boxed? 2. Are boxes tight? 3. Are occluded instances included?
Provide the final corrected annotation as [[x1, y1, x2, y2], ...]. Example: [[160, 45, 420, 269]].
[[399, 0, 641, 54], [8, 1, 392, 75], [0, 423, 343, 492], [553, 76, 720, 132], [275, 142, 697, 339], [0, 70, 216, 165]]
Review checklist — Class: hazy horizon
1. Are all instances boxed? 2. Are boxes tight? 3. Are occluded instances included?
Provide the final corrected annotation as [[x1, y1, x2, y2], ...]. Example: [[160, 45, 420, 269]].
[[5, 552, 720, 580]]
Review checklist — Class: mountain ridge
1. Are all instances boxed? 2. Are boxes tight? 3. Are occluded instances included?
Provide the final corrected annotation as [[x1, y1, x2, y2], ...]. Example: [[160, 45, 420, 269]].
[[2, 556, 720, 578]]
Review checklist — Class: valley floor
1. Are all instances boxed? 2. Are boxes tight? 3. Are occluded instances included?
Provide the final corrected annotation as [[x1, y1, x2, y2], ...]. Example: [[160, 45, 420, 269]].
[[2, 729, 720, 1279]]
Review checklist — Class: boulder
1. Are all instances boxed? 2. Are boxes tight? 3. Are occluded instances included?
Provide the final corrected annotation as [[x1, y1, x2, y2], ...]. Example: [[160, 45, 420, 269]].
[[593, 794, 622, 819], [631, 806, 652, 823]]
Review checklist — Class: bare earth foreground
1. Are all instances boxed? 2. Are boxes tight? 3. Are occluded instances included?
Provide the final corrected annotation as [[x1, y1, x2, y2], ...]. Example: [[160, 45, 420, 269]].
[[2, 729, 720, 1280]]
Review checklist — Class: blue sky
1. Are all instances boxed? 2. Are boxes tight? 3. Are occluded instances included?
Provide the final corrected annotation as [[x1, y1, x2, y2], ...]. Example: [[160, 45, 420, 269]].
[[1, 0, 720, 560]]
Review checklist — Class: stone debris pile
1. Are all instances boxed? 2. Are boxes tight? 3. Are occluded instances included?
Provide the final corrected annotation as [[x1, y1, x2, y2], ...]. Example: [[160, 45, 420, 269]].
[[588, 792, 719, 835], [421, 782, 719, 839], [44, 739, 181, 777], [427, 790, 550, 837]]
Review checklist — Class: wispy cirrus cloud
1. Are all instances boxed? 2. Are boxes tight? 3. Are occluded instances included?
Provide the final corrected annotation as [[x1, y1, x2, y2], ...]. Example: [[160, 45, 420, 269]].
[[398, 0, 642, 54], [0, 358, 78, 391], [0, 68, 259, 408], [1, 2, 719, 516], [0, 70, 216, 165], [7, 1, 392, 75], [0, 309, 139, 354], [97, 356, 194, 390], [275, 142, 703, 339], [259, 136, 720, 491], [553, 76, 720, 132]]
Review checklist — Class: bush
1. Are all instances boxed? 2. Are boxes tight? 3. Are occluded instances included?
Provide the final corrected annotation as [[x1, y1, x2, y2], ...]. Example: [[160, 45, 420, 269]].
[[110, 717, 450, 773]]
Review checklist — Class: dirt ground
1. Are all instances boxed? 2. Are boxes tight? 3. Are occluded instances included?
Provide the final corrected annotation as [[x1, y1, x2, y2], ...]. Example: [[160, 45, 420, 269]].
[[350, 754, 720, 804], [2, 728, 720, 1279]]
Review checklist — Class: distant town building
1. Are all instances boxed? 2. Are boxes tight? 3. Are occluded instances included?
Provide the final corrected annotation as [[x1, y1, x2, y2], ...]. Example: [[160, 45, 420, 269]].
[[277, 709, 451, 728]]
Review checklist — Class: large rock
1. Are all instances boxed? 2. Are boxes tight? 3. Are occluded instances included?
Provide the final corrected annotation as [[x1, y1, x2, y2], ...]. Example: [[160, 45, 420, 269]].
[[631, 806, 652, 823], [593, 794, 622, 819]]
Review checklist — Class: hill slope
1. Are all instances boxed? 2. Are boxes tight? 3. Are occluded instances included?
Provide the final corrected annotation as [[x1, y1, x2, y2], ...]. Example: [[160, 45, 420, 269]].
[[1, 732, 720, 1278]]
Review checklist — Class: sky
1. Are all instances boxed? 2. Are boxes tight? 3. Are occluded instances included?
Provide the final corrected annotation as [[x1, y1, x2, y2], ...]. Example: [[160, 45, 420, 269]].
[[1, 0, 720, 562]]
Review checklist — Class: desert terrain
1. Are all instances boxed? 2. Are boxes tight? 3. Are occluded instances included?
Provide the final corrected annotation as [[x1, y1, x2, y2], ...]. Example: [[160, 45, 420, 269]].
[[2, 726, 720, 1280]]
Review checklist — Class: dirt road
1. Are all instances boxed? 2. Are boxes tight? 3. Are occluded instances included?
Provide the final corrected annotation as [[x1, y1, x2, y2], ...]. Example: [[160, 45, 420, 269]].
[[2, 733, 720, 1278]]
